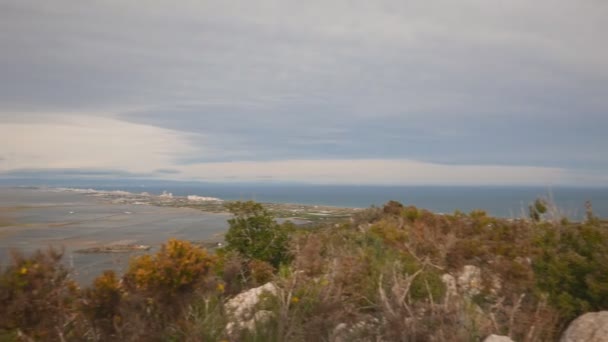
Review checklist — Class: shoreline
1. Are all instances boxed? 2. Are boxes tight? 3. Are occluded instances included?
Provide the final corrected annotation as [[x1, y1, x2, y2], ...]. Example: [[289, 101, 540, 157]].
[[31, 186, 362, 223]]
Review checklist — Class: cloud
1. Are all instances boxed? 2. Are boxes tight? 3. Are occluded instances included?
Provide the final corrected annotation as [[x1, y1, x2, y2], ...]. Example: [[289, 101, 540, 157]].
[[0, 168, 151, 178], [178, 159, 595, 186], [154, 168, 181, 174], [0, 1, 607, 185], [0, 112, 606, 185], [0, 114, 203, 174]]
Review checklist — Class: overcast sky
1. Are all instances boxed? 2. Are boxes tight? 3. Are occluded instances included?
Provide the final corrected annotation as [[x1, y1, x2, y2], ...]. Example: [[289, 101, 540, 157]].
[[1, 0, 607, 185]]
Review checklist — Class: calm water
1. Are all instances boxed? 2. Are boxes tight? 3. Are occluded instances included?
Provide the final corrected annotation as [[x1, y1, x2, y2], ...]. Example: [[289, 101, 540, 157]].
[[0, 188, 229, 284], [82, 184, 608, 220]]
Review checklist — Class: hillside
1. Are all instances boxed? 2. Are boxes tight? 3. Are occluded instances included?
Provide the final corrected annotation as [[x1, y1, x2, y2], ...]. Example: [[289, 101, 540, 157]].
[[1, 200, 607, 341]]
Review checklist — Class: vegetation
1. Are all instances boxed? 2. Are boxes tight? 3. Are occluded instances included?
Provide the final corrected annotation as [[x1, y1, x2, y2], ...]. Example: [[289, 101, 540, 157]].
[[1, 200, 607, 341], [224, 201, 292, 267]]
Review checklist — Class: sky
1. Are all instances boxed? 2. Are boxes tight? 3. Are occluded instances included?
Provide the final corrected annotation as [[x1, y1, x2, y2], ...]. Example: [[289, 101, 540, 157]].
[[1, 0, 607, 185]]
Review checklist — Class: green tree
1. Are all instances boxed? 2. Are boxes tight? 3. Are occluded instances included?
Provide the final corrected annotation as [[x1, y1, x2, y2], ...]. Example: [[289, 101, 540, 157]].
[[224, 201, 291, 267]]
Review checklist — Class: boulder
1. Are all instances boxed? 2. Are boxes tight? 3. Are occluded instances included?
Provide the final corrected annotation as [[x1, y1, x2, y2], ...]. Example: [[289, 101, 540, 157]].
[[457, 265, 482, 297], [483, 335, 514, 342], [560, 311, 608, 342], [225, 282, 278, 336]]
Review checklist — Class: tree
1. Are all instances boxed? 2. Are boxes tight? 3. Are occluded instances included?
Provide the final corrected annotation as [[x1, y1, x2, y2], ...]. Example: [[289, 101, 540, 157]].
[[224, 201, 291, 267]]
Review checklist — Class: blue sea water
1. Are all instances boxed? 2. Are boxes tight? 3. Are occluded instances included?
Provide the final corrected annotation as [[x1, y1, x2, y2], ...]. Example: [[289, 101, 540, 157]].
[[16, 181, 606, 220]]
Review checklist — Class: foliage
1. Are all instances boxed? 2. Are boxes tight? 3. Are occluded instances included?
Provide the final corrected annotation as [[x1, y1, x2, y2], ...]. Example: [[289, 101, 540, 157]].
[[2, 199, 607, 341], [224, 201, 291, 267], [533, 220, 608, 320], [124, 239, 216, 295], [248, 259, 276, 285], [0, 248, 79, 340], [81, 270, 122, 339], [383, 200, 404, 216], [529, 198, 548, 221]]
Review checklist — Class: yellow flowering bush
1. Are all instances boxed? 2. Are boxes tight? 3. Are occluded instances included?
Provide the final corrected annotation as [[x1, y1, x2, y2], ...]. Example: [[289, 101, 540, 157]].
[[81, 270, 122, 339], [0, 248, 78, 339], [124, 239, 216, 295]]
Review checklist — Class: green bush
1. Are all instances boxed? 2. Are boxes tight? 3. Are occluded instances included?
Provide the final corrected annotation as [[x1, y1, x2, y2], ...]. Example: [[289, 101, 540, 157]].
[[533, 222, 608, 319], [224, 201, 291, 267]]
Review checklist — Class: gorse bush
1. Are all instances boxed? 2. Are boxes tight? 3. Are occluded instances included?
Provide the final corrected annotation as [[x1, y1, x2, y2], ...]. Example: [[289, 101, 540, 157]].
[[124, 239, 216, 295], [81, 270, 122, 340], [0, 248, 78, 340]]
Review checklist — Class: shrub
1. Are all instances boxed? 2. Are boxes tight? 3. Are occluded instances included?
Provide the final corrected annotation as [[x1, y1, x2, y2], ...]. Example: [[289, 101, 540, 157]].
[[403, 205, 420, 222], [0, 248, 78, 340], [533, 222, 608, 320], [124, 239, 216, 296], [383, 200, 404, 216], [81, 270, 122, 339], [292, 233, 325, 277], [410, 269, 446, 302], [249, 259, 275, 285], [224, 201, 291, 267]]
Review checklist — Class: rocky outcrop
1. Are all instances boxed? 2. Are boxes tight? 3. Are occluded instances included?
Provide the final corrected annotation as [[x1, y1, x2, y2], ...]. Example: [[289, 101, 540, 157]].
[[560, 311, 608, 342], [442, 265, 501, 299], [441, 265, 483, 298], [458, 265, 482, 296], [483, 334, 514, 342], [225, 282, 278, 336]]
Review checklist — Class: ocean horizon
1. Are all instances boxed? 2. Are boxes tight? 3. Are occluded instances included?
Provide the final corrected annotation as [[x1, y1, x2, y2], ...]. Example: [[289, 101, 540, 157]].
[[3, 180, 607, 220]]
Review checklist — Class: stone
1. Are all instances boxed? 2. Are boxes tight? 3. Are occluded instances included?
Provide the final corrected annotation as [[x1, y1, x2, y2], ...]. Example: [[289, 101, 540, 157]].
[[225, 282, 278, 336], [560, 311, 608, 342], [483, 334, 514, 342], [457, 265, 482, 297], [226, 310, 274, 336], [441, 273, 458, 299]]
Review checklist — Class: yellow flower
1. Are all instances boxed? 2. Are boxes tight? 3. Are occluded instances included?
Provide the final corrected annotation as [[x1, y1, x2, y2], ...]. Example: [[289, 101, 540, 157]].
[[291, 296, 300, 304], [19, 267, 27, 275], [216, 283, 225, 293]]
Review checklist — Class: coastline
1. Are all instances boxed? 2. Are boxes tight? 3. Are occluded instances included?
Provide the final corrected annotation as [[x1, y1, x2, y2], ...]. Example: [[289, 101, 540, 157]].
[[35, 186, 362, 223], [0, 187, 230, 284], [0, 186, 357, 284]]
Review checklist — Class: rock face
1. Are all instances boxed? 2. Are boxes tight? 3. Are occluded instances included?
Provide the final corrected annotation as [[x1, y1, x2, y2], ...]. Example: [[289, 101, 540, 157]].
[[225, 282, 278, 336], [560, 311, 608, 342], [483, 334, 514, 342]]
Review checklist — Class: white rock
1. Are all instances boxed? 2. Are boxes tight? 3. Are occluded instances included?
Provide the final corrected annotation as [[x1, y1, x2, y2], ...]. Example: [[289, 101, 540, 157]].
[[457, 265, 482, 297], [225, 282, 278, 336], [441, 274, 458, 299], [560, 311, 608, 342], [483, 334, 514, 342], [226, 310, 274, 336]]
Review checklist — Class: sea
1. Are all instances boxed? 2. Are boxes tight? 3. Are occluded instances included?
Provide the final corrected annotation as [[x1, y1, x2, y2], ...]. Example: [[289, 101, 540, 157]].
[[4, 179, 607, 220]]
